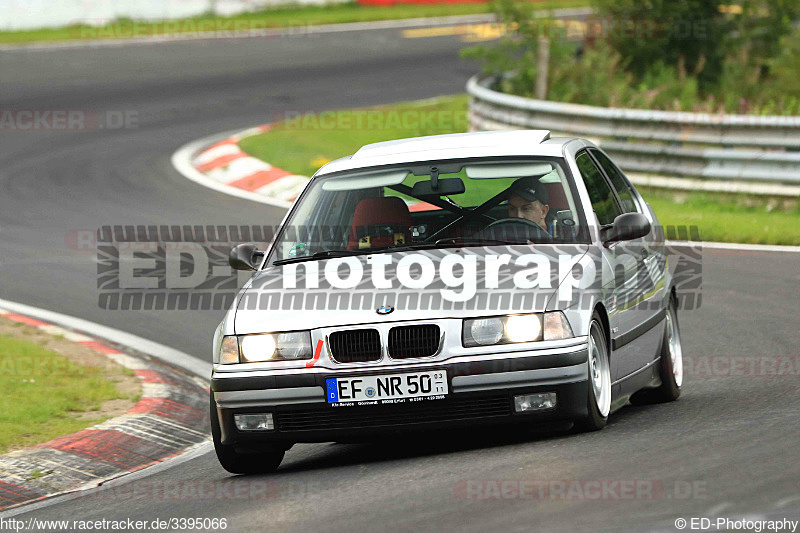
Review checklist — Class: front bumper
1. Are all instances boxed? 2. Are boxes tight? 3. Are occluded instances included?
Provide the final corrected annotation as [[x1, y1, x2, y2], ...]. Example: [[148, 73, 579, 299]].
[[212, 346, 589, 446]]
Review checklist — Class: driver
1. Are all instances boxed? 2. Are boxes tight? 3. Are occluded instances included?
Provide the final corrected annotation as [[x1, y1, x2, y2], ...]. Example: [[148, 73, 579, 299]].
[[507, 177, 550, 232]]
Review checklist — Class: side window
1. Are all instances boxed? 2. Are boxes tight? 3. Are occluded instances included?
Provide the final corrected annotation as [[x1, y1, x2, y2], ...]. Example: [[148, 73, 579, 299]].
[[576, 152, 622, 226], [591, 150, 638, 213]]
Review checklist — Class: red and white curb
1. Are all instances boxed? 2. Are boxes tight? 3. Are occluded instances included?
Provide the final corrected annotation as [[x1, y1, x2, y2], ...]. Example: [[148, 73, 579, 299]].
[[0, 305, 211, 511], [175, 123, 439, 212], [184, 124, 310, 207]]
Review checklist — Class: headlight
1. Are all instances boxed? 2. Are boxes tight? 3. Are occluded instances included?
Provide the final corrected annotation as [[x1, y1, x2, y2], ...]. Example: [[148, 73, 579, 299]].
[[462, 312, 572, 347], [466, 317, 504, 346], [504, 314, 542, 343], [240, 334, 277, 362], [219, 331, 313, 364]]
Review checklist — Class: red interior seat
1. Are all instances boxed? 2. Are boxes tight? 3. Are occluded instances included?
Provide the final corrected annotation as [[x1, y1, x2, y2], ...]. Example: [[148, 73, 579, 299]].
[[348, 197, 412, 250], [543, 182, 568, 211]]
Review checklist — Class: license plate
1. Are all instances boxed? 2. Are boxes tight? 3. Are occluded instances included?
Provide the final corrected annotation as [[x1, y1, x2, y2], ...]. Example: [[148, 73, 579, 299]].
[[326, 370, 448, 406]]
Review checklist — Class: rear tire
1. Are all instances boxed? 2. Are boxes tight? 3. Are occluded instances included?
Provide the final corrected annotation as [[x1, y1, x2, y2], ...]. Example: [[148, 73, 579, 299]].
[[630, 297, 683, 405], [210, 393, 285, 475], [574, 313, 611, 432]]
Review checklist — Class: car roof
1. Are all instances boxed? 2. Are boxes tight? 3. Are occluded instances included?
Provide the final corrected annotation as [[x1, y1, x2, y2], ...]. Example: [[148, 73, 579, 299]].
[[314, 130, 573, 176]]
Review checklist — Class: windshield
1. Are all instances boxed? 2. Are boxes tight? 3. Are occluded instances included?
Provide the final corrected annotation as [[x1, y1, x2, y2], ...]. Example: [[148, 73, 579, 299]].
[[267, 157, 588, 266]]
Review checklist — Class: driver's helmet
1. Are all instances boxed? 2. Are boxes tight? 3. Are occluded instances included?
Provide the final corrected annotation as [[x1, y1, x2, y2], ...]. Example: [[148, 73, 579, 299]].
[[508, 177, 549, 205]]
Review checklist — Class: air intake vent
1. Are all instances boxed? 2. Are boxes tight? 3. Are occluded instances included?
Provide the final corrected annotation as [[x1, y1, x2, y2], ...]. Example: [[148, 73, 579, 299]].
[[388, 325, 440, 359], [328, 329, 381, 363]]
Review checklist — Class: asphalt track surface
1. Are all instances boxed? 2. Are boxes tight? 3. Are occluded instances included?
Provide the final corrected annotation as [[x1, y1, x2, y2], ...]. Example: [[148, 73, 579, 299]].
[[1, 24, 800, 533]]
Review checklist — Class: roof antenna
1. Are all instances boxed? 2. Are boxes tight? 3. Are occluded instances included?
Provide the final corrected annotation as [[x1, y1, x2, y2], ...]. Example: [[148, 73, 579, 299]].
[[430, 166, 439, 190]]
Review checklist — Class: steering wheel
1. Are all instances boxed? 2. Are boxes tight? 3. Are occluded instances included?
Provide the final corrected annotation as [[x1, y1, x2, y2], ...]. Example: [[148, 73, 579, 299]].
[[479, 217, 553, 243]]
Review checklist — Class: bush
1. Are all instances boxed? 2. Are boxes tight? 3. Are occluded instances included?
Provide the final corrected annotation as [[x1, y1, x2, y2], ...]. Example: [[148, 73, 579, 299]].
[[463, 0, 800, 114]]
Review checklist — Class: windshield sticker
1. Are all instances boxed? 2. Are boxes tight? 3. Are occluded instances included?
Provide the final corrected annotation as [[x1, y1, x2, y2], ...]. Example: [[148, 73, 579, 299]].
[[288, 243, 307, 256]]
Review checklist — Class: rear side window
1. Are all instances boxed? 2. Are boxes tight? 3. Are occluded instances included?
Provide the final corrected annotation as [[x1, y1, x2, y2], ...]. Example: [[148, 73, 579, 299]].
[[576, 152, 622, 226], [591, 150, 638, 213]]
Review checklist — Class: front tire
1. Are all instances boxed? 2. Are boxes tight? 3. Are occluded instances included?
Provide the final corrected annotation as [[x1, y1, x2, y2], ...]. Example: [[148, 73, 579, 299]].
[[210, 393, 285, 475], [574, 313, 611, 432]]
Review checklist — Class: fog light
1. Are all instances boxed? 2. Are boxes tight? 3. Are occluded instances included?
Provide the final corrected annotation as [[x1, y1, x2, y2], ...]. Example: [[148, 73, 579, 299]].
[[514, 393, 556, 412], [234, 413, 274, 431]]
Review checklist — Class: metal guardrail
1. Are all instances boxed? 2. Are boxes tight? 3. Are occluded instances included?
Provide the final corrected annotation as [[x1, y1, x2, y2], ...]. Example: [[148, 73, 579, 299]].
[[466, 75, 800, 188]]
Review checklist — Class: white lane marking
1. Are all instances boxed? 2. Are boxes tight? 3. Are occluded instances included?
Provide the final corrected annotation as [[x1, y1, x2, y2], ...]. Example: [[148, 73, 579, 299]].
[[192, 143, 242, 166], [0, 298, 211, 379], [666, 240, 800, 253], [171, 132, 292, 209], [704, 502, 733, 516], [775, 495, 800, 508]]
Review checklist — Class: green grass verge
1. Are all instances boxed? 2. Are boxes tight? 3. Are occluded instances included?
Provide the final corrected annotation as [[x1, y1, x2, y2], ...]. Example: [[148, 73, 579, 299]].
[[641, 189, 800, 246], [0, 335, 126, 453], [0, 1, 586, 45], [238, 94, 800, 246]]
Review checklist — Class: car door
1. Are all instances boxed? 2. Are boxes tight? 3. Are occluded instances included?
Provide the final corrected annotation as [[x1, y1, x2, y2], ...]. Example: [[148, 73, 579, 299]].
[[576, 150, 650, 384], [589, 149, 665, 378]]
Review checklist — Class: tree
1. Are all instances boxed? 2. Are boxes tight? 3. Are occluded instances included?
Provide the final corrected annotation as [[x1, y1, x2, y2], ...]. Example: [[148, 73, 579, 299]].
[[591, 0, 727, 89]]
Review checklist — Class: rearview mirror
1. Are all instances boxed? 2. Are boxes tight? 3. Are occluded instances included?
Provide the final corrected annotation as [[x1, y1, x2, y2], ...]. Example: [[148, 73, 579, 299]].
[[411, 178, 465, 197], [602, 212, 651, 244], [229, 243, 263, 270]]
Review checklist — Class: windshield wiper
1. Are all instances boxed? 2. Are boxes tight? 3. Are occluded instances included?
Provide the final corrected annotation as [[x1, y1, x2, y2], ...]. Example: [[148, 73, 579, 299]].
[[434, 237, 529, 247], [272, 249, 373, 266], [272, 238, 528, 266]]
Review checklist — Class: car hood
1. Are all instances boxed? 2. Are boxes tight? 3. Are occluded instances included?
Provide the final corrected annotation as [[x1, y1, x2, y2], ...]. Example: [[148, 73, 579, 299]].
[[233, 245, 589, 334]]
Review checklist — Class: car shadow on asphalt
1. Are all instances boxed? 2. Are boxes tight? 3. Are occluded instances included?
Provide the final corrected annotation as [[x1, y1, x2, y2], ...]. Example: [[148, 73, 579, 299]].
[[267, 398, 681, 476], [272, 421, 579, 475]]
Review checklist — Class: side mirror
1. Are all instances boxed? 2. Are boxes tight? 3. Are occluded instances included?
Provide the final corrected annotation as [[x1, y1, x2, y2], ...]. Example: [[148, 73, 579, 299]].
[[602, 212, 651, 244], [229, 243, 263, 270]]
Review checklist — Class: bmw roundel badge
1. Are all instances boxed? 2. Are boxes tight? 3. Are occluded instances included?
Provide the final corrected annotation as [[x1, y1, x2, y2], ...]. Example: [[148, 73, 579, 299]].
[[376, 305, 394, 315]]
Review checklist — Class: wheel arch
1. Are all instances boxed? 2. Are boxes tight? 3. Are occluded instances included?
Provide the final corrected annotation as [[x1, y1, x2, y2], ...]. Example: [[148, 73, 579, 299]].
[[592, 302, 611, 354]]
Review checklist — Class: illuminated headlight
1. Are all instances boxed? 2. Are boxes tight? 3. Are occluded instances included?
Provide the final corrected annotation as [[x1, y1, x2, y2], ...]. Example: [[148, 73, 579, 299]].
[[462, 312, 572, 347], [218, 331, 312, 364]]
